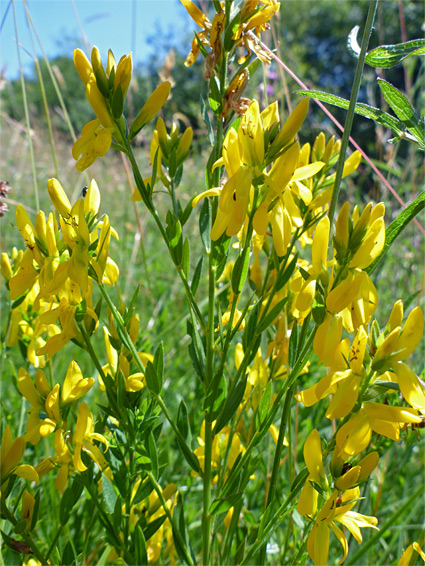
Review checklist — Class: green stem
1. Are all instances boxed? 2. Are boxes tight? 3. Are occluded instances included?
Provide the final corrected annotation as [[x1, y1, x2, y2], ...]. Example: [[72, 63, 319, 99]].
[[83, 477, 132, 563], [45, 524, 63, 562], [328, 0, 379, 227], [121, 131, 206, 331], [202, 253, 217, 564], [77, 322, 107, 383], [257, 384, 295, 564], [219, 327, 317, 501], [147, 472, 194, 566], [0, 495, 48, 565]]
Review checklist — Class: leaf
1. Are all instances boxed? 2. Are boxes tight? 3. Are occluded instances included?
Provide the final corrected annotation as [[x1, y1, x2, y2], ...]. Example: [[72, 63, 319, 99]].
[[209, 76, 222, 114], [177, 437, 202, 474], [172, 493, 193, 566], [153, 342, 164, 390], [148, 432, 158, 479], [182, 237, 190, 278], [191, 256, 204, 294], [232, 251, 250, 295], [132, 479, 153, 506], [366, 190, 425, 275], [102, 475, 117, 514], [143, 514, 167, 541], [62, 541, 76, 566], [256, 381, 272, 427], [111, 85, 124, 119], [59, 486, 76, 525], [199, 199, 211, 253], [167, 218, 183, 266], [377, 79, 425, 148], [256, 298, 288, 334], [209, 492, 242, 515], [213, 378, 247, 434], [296, 89, 405, 137], [133, 525, 148, 566], [276, 254, 298, 292], [288, 323, 298, 369], [113, 496, 122, 532], [204, 371, 227, 420], [242, 300, 261, 350], [365, 39, 425, 68], [145, 361, 160, 395], [201, 95, 215, 146], [177, 400, 191, 443]]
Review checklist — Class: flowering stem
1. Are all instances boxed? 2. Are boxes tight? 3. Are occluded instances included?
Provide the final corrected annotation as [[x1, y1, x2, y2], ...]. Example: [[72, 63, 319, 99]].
[[202, 252, 217, 564], [116, 122, 206, 331], [147, 472, 195, 566], [45, 524, 64, 562], [77, 321, 107, 384], [257, 384, 295, 564]]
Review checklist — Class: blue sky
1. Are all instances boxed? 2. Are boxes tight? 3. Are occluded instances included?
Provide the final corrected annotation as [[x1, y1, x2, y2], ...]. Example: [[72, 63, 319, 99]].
[[1, 0, 194, 79]]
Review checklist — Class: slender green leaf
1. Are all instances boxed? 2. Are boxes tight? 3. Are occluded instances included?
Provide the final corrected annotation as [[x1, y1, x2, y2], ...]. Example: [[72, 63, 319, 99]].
[[214, 378, 247, 434], [232, 251, 250, 294], [209, 492, 242, 515], [102, 475, 118, 514], [201, 95, 215, 146], [177, 400, 191, 443], [145, 361, 160, 395], [143, 514, 167, 541], [365, 39, 425, 68], [256, 298, 288, 334], [191, 256, 204, 294], [377, 79, 425, 148], [61, 541, 76, 566], [148, 432, 159, 479], [296, 89, 405, 136], [199, 199, 211, 253], [133, 525, 148, 566]]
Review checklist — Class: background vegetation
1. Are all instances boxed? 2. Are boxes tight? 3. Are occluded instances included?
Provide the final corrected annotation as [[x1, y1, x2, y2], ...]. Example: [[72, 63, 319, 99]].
[[1, 0, 424, 564]]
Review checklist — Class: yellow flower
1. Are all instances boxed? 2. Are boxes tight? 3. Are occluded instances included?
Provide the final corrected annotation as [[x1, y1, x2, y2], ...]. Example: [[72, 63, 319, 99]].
[[373, 306, 424, 372], [62, 360, 95, 404], [129, 81, 171, 141], [0, 426, 39, 491], [21, 491, 35, 532], [398, 542, 425, 565], [307, 488, 378, 565], [392, 362, 425, 413], [335, 402, 422, 459], [297, 429, 328, 517], [292, 215, 330, 317], [72, 119, 113, 171], [73, 402, 110, 476]]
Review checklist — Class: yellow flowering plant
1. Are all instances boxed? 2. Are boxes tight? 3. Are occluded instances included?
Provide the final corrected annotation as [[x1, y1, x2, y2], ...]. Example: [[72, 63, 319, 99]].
[[1, 1, 424, 565]]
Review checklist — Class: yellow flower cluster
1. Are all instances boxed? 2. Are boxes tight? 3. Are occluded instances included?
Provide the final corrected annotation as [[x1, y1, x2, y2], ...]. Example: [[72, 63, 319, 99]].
[[1, 178, 121, 493], [73, 46, 171, 170], [3, 179, 118, 361]]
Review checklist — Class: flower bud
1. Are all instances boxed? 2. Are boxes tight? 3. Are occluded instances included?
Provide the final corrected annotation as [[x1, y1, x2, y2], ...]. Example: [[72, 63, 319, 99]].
[[47, 179, 72, 217], [1, 253, 13, 281], [73, 49, 93, 85], [129, 81, 171, 141], [334, 202, 350, 262], [114, 53, 133, 99]]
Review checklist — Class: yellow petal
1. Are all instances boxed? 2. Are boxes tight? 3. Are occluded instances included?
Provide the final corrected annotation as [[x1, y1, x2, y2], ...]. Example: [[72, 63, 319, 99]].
[[393, 362, 425, 411]]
